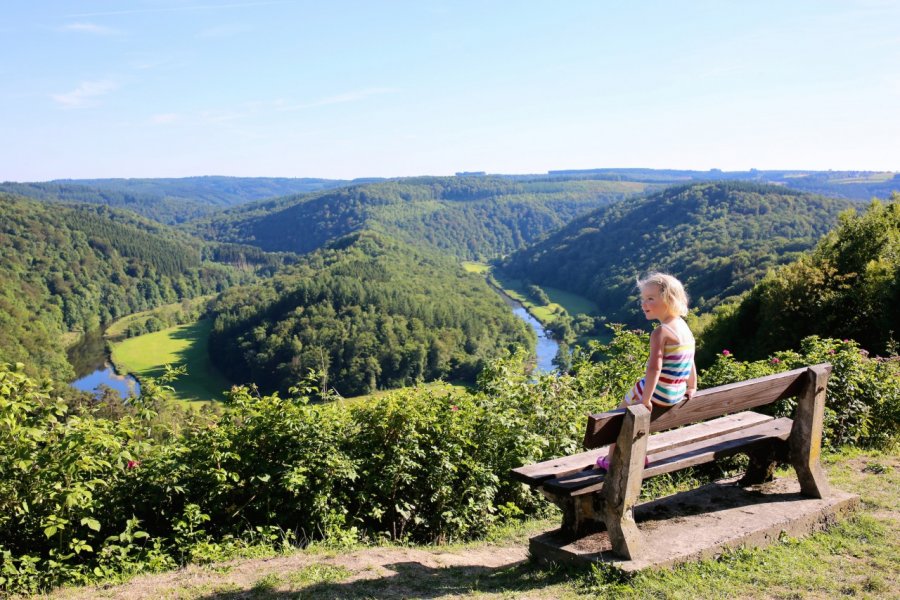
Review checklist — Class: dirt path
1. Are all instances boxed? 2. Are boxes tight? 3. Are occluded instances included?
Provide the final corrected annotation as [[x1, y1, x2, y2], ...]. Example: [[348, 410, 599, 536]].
[[45, 543, 538, 600]]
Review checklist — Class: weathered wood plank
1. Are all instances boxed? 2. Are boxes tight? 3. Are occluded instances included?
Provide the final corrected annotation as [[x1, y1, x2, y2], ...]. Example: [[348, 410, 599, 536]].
[[511, 411, 773, 485], [542, 417, 794, 496], [790, 365, 831, 498], [603, 404, 651, 558], [582, 365, 826, 449]]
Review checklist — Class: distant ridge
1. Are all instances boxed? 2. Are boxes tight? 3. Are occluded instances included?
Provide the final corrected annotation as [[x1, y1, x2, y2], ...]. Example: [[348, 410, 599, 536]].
[[498, 181, 855, 324]]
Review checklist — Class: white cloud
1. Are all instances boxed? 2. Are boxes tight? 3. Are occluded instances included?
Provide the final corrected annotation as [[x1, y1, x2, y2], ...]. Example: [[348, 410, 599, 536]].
[[61, 22, 121, 36], [52, 80, 119, 108]]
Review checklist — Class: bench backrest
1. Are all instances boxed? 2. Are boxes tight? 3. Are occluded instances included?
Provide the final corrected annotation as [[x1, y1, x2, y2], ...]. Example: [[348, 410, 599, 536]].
[[583, 364, 831, 449]]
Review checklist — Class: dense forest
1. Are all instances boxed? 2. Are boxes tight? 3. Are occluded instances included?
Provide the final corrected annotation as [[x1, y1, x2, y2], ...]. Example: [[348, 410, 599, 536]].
[[498, 182, 855, 325], [0, 177, 358, 224], [698, 196, 900, 363], [188, 176, 653, 259], [0, 193, 266, 380], [207, 231, 533, 396]]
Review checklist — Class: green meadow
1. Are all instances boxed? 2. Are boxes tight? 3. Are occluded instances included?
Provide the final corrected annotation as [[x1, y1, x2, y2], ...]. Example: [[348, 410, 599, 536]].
[[110, 319, 232, 404]]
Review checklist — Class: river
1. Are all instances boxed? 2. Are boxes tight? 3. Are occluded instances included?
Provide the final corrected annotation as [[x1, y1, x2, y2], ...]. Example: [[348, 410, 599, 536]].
[[68, 328, 141, 399], [493, 289, 560, 373]]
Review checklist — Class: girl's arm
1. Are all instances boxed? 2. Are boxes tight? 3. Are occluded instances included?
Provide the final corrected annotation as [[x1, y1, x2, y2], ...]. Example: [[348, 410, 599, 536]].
[[686, 361, 698, 399], [642, 327, 666, 409]]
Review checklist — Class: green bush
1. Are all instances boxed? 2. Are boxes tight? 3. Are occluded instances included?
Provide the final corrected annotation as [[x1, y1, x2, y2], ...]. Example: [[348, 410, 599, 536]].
[[700, 336, 900, 449], [1, 328, 897, 593]]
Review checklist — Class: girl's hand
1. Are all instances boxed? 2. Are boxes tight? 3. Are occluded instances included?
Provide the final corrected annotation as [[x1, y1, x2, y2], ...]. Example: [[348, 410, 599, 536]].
[[685, 388, 697, 400]]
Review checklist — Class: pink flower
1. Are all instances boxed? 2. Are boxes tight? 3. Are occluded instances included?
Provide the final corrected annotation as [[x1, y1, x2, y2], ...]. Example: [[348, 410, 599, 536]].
[[770, 358, 780, 364], [722, 349, 731, 356], [450, 405, 459, 411], [126, 460, 140, 470], [828, 349, 836, 355]]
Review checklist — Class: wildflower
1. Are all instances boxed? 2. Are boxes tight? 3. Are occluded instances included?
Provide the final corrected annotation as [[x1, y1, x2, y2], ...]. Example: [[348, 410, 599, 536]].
[[770, 358, 781, 364], [450, 405, 459, 411], [722, 349, 731, 356], [828, 349, 836, 355], [126, 460, 140, 470]]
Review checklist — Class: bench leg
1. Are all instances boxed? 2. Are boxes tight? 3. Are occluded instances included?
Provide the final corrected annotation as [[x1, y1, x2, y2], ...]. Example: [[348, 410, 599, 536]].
[[740, 440, 787, 486], [539, 489, 600, 540], [602, 404, 650, 559], [789, 365, 831, 499]]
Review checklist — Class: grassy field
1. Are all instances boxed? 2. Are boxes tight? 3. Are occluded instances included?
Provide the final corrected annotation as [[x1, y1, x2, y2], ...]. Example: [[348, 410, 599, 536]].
[[105, 296, 213, 339], [110, 319, 232, 404], [490, 273, 598, 324]]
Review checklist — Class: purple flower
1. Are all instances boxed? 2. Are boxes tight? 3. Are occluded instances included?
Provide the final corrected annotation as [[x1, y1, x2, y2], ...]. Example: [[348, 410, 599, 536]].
[[126, 460, 140, 470], [770, 358, 781, 364], [722, 349, 731, 356]]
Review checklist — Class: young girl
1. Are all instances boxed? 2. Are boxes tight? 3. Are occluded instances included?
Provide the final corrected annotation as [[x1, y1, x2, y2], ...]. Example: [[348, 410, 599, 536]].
[[596, 272, 697, 471]]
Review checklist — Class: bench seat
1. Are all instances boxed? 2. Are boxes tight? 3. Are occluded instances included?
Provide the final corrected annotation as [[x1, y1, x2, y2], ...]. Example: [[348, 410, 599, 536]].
[[544, 416, 793, 496], [511, 410, 777, 487]]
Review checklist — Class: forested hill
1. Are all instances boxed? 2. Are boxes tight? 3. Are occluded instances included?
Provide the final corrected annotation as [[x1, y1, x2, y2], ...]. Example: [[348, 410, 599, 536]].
[[498, 181, 855, 324], [187, 175, 653, 259], [698, 196, 900, 363], [0, 193, 260, 380], [207, 231, 534, 396], [0, 176, 360, 225]]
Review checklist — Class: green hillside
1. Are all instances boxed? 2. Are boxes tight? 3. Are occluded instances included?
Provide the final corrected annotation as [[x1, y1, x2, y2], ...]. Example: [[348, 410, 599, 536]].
[[497, 181, 855, 325], [0, 193, 256, 380], [188, 175, 653, 259], [0, 176, 357, 224], [207, 231, 534, 396], [699, 196, 900, 363]]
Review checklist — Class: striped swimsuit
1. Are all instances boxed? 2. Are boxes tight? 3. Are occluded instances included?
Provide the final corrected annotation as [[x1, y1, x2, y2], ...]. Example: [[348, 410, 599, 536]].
[[625, 321, 695, 406]]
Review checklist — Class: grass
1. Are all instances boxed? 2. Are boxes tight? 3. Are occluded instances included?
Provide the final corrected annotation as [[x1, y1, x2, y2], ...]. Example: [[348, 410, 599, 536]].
[[109, 319, 232, 404]]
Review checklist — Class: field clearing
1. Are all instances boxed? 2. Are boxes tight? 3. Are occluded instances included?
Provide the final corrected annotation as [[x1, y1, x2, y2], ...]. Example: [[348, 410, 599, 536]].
[[105, 296, 213, 338], [110, 319, 232, 404], [461, 261, 491, 274]]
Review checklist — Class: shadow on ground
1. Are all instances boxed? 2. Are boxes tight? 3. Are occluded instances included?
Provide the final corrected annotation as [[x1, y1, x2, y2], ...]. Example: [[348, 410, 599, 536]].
[[197, 557, 582, 599]]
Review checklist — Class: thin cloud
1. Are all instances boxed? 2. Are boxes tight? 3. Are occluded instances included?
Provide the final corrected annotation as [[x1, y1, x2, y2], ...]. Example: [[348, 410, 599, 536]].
[[152, 113, 182, 124], [52, 80, 119, 108], [279, 88, 397, 111], [66, 1, 292, 18], [61, 22, 122, 36]]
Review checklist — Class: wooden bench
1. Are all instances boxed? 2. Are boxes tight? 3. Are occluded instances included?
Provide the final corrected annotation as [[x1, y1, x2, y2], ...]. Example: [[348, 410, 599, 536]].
[[511, 364, 831, 559]]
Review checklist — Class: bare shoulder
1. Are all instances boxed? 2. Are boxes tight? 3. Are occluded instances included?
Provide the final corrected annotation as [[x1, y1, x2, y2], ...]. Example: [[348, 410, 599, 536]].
[[650, 326, 668, 344]]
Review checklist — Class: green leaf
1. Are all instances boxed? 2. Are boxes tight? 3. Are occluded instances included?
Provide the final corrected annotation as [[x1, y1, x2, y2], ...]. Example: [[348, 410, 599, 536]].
[[81, 517, 101, 531], [44, 525, 58, 538]]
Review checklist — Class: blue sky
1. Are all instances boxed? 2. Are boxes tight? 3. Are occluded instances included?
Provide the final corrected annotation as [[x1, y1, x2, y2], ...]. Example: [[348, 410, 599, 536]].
[[1, 0, 898, 181]]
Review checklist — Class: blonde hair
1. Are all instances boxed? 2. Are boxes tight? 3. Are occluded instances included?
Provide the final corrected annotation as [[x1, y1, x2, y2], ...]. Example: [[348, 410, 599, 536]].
[[638, 272, 689, 317]]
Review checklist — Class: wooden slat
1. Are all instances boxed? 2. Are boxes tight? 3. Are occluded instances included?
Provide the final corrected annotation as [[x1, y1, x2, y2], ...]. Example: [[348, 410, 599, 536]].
[[510, 411, 774, 485], [543, 417, 793, 496], [582, 365, 830, 449]]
